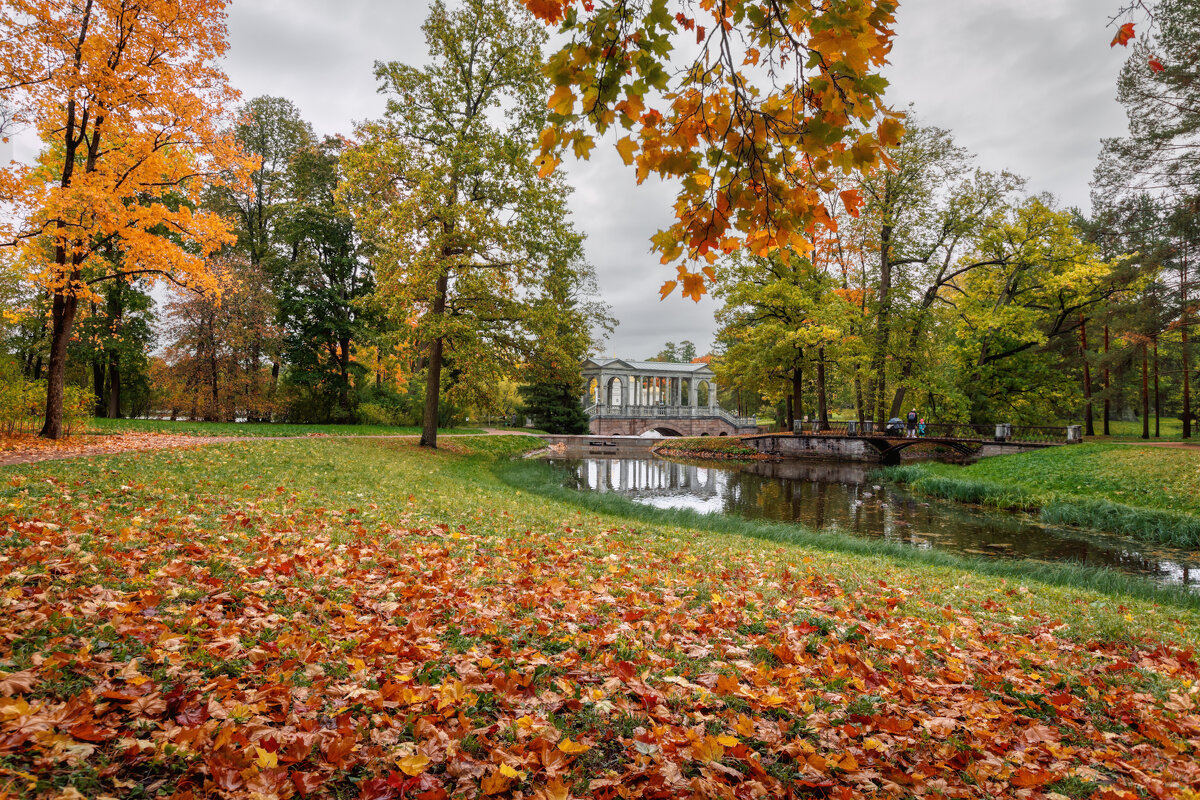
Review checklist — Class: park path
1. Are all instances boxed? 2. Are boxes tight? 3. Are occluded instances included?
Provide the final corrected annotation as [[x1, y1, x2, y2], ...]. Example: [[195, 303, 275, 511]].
[[0, 428, 541, 468]]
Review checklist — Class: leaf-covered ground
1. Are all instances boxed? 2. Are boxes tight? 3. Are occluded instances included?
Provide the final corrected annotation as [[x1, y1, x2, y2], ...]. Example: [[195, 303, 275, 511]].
[[84, 419, 487, 439], [918, 444, 1200, 516], [0, 437, 1198, 799]]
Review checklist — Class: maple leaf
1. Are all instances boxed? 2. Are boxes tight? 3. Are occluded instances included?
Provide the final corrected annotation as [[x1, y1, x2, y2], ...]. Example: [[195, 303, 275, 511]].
[[548, 86, 575, 116], [557, 738, 589, 755], [1149, 56, 1165, 73], [839, 189, 863, 218], [615, 136, 637, 166], [254, 746, 278, 769], [397, 753, 430, 776], [659, 281, 677, 301], [292, 772, 325, 797], [680, 271, 707, 302], [0, 672, 35, 696], [1111, 22, 1135, 47]]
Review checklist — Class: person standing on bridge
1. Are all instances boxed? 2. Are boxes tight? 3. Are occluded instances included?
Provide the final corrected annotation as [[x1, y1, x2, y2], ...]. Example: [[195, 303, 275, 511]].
[[906, 409, 919, 438], [918, 418, 927, 437]]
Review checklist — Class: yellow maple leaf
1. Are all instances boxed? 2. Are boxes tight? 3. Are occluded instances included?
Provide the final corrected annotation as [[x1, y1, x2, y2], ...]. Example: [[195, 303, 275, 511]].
[[548, 86, 575, 116], [557, 738, 590, 755], [615, 136, 637, 166], [396, 753, 430, 776], [254, 746, 278, 769], [715, 735, 738, 747], [499, 763, 526, 780]]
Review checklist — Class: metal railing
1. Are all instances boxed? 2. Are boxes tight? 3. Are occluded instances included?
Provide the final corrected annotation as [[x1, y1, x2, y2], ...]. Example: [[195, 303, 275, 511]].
[[782, 419, 1070, 443]]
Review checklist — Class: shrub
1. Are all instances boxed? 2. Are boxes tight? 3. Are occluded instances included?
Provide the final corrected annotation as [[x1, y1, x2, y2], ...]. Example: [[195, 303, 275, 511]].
[[356, 402, 401, 427], [0, 376, 92, 436]]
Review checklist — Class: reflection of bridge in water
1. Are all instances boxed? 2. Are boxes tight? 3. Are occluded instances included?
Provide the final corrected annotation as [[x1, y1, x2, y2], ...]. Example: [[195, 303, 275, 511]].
[[576, 458, 721, 499]]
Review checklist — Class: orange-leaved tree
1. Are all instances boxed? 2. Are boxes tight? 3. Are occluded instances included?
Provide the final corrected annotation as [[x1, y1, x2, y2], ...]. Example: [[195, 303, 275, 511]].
[[524, 0, 903, 301], [0, 0, 253, 438]]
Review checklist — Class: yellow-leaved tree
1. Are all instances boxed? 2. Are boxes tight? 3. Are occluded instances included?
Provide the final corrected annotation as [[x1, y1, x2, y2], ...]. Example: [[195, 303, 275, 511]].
[[0, 0, 253, 438]]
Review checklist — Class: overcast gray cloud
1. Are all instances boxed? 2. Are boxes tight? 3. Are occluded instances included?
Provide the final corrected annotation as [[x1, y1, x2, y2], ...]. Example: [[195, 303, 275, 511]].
[[217, 1, 1133, 359]]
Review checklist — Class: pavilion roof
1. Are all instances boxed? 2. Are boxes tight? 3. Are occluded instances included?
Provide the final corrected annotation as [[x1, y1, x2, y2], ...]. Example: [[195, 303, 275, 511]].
[[584, 357, 715, 375]]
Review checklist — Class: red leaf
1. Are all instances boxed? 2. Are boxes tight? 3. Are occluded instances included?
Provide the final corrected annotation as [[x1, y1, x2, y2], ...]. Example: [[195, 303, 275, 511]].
[[1149, 56, 1165, 72], [1111, 22, 1135, 47]]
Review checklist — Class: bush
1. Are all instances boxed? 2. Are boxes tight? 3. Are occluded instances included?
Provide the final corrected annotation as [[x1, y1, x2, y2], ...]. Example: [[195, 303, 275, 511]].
[[0, 375, 92, 436], [356, 402, 401, 427]]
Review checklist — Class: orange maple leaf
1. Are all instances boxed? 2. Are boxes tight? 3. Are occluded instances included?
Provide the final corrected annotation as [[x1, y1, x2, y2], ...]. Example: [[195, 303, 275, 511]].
[[839, 189, 863, 218], [1111, 22, 1135, 47], [1149, 56, 1165, 73]]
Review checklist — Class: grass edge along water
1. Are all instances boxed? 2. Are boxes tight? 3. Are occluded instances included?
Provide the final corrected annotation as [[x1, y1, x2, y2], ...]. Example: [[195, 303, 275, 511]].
[[876, 462, 1200, 548], [495, 455, 1200, 612]]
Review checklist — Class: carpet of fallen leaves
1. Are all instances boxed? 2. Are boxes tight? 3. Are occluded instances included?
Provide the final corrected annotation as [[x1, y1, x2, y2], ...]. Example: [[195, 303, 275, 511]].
[[0, 433, 232, 466], [0, 438, 1197, 799]]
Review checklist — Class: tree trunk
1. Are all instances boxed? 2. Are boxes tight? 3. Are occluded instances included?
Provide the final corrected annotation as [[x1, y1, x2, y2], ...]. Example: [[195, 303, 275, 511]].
[[1141, 344, 1149, 440], [107, 347, 121, 419], [1103, 324, 1111, 436], [792, 364, 803, 431], [40, 292, 80, 440], [92, 360, 107, 417], [1153, 336, 1160, 438], [1080, 315, 1094, 436], [816, 347, 828, 428], [854, 374, 865, 425], [785, 394, 794, 433], [870, 181, 893, 426], [1183, 247, 1192, 439], [420, 271, 451, 448], [106, 277, 124, 419]]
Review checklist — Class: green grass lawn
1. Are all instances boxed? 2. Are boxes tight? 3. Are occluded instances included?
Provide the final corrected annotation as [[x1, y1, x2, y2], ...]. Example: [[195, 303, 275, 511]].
[[84, 416, 487, 437], [0, 437, 1197, 797], [1084, 415, 1198, 442]]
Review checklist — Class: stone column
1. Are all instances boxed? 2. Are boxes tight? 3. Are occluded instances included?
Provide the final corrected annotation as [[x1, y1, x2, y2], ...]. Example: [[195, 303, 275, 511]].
[[689, 380, 698, 409], [626, 374, 635, 410], [709, 382, 718, 410]]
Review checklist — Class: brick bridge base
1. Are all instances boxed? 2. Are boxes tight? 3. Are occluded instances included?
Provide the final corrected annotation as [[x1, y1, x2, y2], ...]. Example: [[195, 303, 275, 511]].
[[589, 416, 754, 437]]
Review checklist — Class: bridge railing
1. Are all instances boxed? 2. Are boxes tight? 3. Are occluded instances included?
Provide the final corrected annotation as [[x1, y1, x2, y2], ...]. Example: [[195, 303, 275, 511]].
[[784, 420, 1070, 442]]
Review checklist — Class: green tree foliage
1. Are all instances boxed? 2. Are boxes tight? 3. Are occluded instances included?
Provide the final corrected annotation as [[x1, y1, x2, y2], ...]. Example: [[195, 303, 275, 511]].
[[340, 0, 601, 448], [647, 341, 698, 363], [277, 136, 373, 422], [518, 381, 589, 434]]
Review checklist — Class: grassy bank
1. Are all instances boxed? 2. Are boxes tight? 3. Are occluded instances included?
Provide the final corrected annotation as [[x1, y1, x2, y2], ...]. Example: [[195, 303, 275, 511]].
[[878, 444, 1200, 546], [85, 416, 485, 438], [0, 438, 1198, 797]]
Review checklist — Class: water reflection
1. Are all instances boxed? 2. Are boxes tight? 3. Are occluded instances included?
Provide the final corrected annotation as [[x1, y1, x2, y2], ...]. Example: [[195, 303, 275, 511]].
[[550, 456, 1200, 587]]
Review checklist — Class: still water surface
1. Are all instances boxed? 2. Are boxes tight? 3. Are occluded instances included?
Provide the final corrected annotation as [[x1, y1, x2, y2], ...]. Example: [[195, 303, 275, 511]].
[[548, 456, 1200, 587]]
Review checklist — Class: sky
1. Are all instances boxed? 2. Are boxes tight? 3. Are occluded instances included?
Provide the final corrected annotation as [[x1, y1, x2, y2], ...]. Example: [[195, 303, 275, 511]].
[[16, 0, 1136, 360]]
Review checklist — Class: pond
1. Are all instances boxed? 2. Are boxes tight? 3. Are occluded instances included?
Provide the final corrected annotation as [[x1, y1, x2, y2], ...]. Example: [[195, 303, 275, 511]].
[[547, 455, 1200, 588]]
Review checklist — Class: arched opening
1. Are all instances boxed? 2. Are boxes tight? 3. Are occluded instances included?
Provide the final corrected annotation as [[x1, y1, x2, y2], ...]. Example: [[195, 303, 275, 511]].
[[585, 378, 599, 405], [697, 381, 710, 406], [606, 377, 623, 407], [680, 378, 691, 406], [643, 426, 684, 437], [718, 432, 728, 436]]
